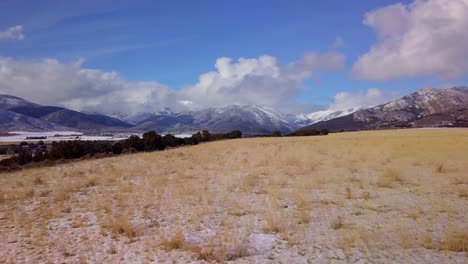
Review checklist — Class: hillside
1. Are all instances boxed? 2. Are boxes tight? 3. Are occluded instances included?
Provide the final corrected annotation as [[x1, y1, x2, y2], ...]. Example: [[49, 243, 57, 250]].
[[300, 87, 468, 131], [0, 109, 65, 131], [132, 105, 297, 135], [1, 129, 467, 263], [0, 94, 39, 109], [0, 95, 134, 132]]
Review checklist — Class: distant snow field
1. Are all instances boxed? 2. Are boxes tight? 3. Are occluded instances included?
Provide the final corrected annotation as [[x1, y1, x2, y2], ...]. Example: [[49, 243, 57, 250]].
[[0, 131, 194, 142]]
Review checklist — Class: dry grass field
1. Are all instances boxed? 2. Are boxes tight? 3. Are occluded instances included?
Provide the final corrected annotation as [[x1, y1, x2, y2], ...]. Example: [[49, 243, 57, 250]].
[[0, 129, 467, 263]]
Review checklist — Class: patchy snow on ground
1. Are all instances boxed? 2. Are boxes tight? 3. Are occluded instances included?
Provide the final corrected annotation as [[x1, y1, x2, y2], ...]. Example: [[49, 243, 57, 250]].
[[0, 129, 467, 263], [0, 131, 194, 143]]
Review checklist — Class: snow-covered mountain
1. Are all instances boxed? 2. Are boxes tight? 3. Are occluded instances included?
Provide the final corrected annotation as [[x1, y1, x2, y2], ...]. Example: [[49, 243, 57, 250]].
[[132, 105, 298, 135], [2, 87, 466, 134], [0, 109, 66, 131], [0, 94, 133, 132], [0, 94, 39, 109], [112, 109, 175, 125], [294, 107, 361, 126], [300, 87, 468, 131]]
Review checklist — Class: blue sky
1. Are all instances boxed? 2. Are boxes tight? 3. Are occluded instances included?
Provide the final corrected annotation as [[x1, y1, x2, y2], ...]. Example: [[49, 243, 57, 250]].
[[0, 0, 467, 114]]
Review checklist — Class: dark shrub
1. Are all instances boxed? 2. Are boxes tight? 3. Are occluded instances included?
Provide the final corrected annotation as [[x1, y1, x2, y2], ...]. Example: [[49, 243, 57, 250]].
[[32, 151, 45, 162], [201, 130, 212, 141], [16, 149, 32, 165], [122, 135, 144, 152], [184, 137, 198, 145], [143, 131, 165, 151], [191, 131, 202, 142], [287, 129, 321, 137], [95, 142, 113, 154], [112, 142, 123, 155], [163, 134, 177, 147], [271, 131, 282, 137], [225, 130, 242, 139]]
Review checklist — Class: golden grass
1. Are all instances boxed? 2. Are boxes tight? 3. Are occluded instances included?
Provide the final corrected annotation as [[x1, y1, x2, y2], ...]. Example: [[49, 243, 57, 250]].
[[440, 228, 468, 252], [161, 231, 186, 250], [331, 216, 344, 230], [0, 129, 467, 262], [263, 211, 287, 233], [376, 168, 404, 188], [110, 214, 138, 238], [458, 187, 468, 199]]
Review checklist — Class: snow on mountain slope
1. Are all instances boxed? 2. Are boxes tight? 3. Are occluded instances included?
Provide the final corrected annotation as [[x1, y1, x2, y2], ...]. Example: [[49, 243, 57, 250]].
[[0, 94, 134, 132], [301, 87, 468, 131], [295, 108, 361, 126], [0, 109, 65, 131], [0, 94, 39, 109], [133, 105, 298, 134]]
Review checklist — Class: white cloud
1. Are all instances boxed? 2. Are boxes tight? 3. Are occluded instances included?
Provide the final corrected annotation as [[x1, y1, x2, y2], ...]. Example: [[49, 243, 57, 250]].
[[0, 57, 176, 114], [179, 52, 345, 110], [329, 88, 398, 111], [352, 0, 468, 80], [0, 25, 25, 41], [0, 52, 345, 114]]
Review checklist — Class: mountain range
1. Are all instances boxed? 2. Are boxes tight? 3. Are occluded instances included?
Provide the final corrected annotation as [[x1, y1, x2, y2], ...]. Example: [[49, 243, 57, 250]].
[[0, 94, 132, 132], [300, 87, 468, 132], [0, 87, 467, 134]]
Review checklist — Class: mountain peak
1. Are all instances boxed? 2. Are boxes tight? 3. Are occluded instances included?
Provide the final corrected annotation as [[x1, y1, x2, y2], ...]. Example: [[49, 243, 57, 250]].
[[300, 86, 468, 131], [0, 94, 39, 109]]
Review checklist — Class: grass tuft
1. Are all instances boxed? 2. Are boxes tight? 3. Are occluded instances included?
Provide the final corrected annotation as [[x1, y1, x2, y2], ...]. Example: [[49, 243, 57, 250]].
[[331, 216, 344, 230], [376, 169, 403, 188], [162, 231, 186, 250], [440, 228, 468, 252], [111, 214, 138, 238], [33, 176, 44, 185], [263, 212, 286, 233]]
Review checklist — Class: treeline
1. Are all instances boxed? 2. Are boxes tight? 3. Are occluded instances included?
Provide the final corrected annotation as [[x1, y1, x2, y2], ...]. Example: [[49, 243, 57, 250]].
[[0, 130, 242, 171], [249, 129, 329, 137], [285, 128, 329, 137]]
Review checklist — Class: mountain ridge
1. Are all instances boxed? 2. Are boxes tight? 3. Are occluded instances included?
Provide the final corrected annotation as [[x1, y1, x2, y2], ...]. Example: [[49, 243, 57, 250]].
[[299, 87, 468, 132], [1, 87, 466, 134], [0, 95, 133, 132]]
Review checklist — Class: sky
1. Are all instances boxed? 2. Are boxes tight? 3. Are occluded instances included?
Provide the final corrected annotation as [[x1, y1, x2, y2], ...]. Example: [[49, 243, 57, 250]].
[[1, 0, 468, 115]]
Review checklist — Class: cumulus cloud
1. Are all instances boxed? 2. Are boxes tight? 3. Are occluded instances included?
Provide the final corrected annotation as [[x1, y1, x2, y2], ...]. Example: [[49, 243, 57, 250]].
[[352, 0, 468, 80], [329, 88, 398, 111], [0, 25, 25, 41], [0, 52, 344, 114], [0, 57, 176, 114], [179, 52, 345, 109]]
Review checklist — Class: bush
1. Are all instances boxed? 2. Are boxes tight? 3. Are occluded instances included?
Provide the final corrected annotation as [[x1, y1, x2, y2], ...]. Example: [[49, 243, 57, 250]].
[[287, 129, 321, 137], [122, 135, 144, 152], [271, 131, 282, 137], [0, 129, 242, 169], [32, 151, 45, 162], [112, 142, 123, 155], [225, 130, 242, 139], [142, 131, 165, 151]]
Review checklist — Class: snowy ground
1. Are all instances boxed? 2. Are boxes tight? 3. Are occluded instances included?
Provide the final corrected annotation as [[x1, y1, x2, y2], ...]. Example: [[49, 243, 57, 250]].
[[0, 129, 467, 263], [0, 131, 193, 143]]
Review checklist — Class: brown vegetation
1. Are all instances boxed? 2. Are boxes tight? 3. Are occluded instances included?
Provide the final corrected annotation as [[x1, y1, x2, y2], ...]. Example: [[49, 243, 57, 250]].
[[0, 129, 467, 263]]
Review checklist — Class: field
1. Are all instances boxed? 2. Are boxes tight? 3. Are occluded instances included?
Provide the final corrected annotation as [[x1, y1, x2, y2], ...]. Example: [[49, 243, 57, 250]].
[[0, 129, 467, 263]]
